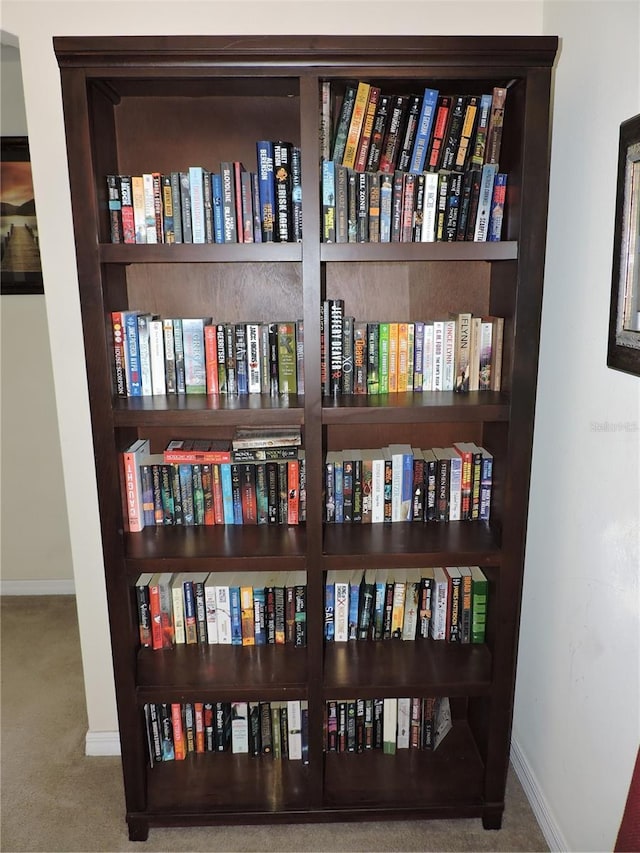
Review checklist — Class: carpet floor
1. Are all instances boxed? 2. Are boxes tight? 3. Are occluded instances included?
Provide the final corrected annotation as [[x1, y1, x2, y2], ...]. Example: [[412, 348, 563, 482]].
[[0, 595, 549, 852]]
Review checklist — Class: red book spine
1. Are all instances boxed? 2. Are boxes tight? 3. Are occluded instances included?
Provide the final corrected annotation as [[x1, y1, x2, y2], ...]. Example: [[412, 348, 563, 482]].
[[149, 581, 164, 650]]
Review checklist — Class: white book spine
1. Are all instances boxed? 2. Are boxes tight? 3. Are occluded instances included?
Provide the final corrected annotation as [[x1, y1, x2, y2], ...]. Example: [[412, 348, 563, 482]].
[[214, 585, 232, 644], [383, 698, 397, 753], [443, 319, 456, 391], [421, 171, 439, 242], [430, 571, 448, 640], [171, 579, 186, 645], [204, 581, 218, 644], [449, 454, 462, 521], [371, 456, 386, 523], [142, 173, 158, 243], [334, 581, 349, 642], [246, 323, 262, 393], [432, 321, 444, 391], [231, 701, 249, 753], [287, 700, 303, 760], [422, 322, 434, 391], [148, 319, 166, 396], [396, 697, 411, 749]]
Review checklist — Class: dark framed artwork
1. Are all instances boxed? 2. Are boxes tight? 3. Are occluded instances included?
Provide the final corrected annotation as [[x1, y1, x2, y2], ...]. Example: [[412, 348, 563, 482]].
[[608, 114, 640, 376], [0, 136, 44, 294]]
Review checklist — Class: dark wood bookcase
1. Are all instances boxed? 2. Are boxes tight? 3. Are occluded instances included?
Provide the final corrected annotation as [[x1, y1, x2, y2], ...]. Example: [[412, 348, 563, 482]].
[[54, 35, 558, 841]]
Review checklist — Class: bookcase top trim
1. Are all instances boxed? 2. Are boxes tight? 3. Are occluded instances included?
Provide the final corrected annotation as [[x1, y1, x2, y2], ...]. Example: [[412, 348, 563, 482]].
[[53, 35, 559, 71]]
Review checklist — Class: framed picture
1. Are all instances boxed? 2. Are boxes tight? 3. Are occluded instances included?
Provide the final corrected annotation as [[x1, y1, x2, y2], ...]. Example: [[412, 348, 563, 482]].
[[608, 114, 640, 376], [0, 136, 44, 294]]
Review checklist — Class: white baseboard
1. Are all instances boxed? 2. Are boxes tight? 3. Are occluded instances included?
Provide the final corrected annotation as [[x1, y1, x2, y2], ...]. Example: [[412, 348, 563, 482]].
[[85, 730, 121, 756], [0, 579, 75, 596], [511, 737, 568, 852]]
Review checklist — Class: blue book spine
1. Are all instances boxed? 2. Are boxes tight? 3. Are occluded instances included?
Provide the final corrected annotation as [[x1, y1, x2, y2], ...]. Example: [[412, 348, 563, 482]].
[[253, 587, 266, 645], [179, 464, 195, 526], [124, 311, 142, 396], [256, 141, 275, 242], [480, 454, 493, 521], [229, 586, 243, 645], [334, 457, 344, 523], [211, 172, 224, 244], [231, 464, 243, 524], [322, 160, 336, 243], [409, 87, 439, 174], [473, 163, 498, 242], [189, 165, 206, 244], [348, 579, 360, 640], [487, 172, 508, 242], [324, 579, 335, 641], [220, 463, 235, 525]]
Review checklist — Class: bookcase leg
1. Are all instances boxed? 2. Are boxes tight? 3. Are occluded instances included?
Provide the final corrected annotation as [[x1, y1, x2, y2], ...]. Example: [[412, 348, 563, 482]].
[[127, 818, 149, 841], [482, 808, 503, 830]]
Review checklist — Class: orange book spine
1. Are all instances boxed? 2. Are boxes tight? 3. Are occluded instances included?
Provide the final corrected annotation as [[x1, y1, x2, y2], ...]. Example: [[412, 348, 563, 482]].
[[204, 323, 219, 395], [287, 458, 300, 525], [171, 703, 186, 760]]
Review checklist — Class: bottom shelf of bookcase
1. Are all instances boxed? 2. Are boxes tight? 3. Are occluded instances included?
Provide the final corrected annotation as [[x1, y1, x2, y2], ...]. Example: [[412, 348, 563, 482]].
[[145, 752, 312, 814], [323, 722, 484, 809]]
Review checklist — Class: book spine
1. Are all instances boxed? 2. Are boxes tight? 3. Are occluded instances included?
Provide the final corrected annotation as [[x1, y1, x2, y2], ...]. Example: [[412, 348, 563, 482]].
[[106, 175, 122, 243], [118, 176, 136, 244], [273, 141, 293, 243], [256, 141, 275, 242], [331, 82, 358, 163]]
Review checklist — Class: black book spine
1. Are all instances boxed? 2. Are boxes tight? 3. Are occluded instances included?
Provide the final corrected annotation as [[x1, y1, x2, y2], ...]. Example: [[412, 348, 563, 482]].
[[366, 94, 391, 173]]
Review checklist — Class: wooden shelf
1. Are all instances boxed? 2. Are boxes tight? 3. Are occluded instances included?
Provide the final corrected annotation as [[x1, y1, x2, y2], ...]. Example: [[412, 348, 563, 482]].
[[323, 641, 492, 698], [320, 241, 517, 263], [323, 723, 484, 809], [125, 525, 307, 570], [144, 753, 312, 815], [323, 522, 500, 568], [113, 394, 304, 427], [100, 243, 303, 264], [322, 391, 509, 424], [137, 644, 308, 703]]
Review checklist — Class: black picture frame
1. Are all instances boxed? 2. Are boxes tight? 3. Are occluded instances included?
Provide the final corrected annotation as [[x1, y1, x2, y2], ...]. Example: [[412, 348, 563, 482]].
[[607, 114, 640, 376], [0, 136, 44, 295]]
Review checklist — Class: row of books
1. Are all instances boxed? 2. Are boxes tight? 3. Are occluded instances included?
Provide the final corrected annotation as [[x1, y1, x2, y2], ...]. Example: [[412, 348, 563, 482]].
[[324, 696, 452, 754], [324, 443, 493, 525], [321, 161, 506, 244], [144, 699, 309, 765], [322, 81, 506, 180], [325, 566, 488, 645], [112, 311, 303, 398], [106, 141, 302, 245], [123, 439, 306, 532], [321, 303, 504, 396], [114, 306, 503, 400], [136, 570, 307, 651]]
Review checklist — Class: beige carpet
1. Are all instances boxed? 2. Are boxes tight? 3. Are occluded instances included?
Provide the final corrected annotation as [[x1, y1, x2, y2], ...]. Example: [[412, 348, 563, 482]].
[[0, 595, 548, 852]]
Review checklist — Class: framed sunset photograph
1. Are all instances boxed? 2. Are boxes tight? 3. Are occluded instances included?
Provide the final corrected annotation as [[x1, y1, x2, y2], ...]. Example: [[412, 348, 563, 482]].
[[1, 136, 43, 294]]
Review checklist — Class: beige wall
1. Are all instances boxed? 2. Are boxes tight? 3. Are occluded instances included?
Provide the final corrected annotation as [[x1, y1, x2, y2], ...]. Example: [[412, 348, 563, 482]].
[[0, 40, 73, 592], [1, 2, 638, 850]]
